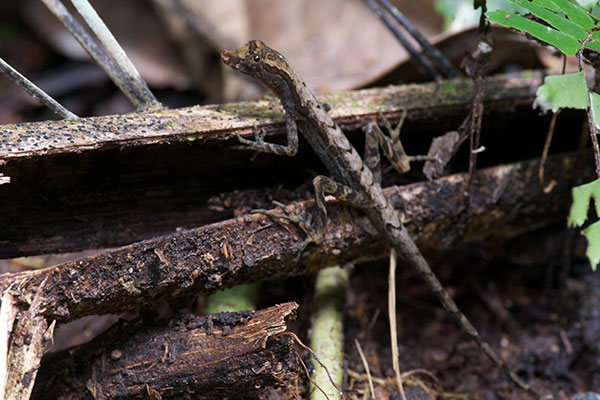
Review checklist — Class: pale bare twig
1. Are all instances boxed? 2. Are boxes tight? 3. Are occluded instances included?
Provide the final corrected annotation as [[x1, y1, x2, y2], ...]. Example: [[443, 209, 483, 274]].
[[0, 57, 77, 119]]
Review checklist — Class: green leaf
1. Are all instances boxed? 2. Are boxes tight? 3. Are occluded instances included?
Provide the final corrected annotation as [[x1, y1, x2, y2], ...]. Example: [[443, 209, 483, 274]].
[[584, 220, 600, 270], [576, 0, 599, 12], [487, 10, 581, 55], [534, 71, 589, 112], [523, 0, 600, 23], [549, 0, 595, 29], [568, 178, 600, 227], [586, 40, 600, 52], [590, 91, 600, 129], [569, 178, 600, 271], [508, 0, 588, 40], [535, 0, 561, 12]]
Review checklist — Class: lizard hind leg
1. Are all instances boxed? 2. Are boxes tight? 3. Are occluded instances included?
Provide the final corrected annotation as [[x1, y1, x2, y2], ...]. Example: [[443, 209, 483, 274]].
[[251, 200, 323, 260], [366, 110, 435, 176], [251, 176, 370, 260], [364, 122, 383, 185], [366, 111, 412, 175]]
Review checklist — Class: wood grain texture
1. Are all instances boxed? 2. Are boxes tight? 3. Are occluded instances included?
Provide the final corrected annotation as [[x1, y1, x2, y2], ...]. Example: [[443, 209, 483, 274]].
[[32, 303, 299, 399]]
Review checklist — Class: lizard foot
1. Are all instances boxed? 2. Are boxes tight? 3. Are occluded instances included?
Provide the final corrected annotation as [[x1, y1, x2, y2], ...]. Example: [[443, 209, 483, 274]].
[[252, 201, 323, 260], [236, 125, 267, 147], [233, 126, 269, 161]]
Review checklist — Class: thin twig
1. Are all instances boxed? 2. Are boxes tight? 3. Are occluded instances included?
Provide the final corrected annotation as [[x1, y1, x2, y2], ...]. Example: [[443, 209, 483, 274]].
[[585, 92, 600, 177], [42, 0, 160, 109], [539, 56, 566, 192], [40, 0, 145, 109], [375, 0, 461, 77], [0, 57, 77, 119], [402, 369, 444, 393], [578, 30, 598, 71], [347, 369, 387, 386], [388, 249, 406, 400], [538, 112, 558, 193], [363, 0, 440, 81], [69, 0, 161, 109], [353, 339, 375, 400], [296, 349, 332, 400], [278, 332, 346, 399], [272, 373, 302, 400], [467, 88, 484, 182], [463, 7, 492, 205]]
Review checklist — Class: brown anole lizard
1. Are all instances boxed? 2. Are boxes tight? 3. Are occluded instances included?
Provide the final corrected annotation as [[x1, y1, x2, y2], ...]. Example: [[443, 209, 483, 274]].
[[221, 40, 539, 398]]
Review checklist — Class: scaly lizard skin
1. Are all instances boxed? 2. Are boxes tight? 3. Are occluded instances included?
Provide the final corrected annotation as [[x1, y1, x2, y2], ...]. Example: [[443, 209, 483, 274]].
[[221, 40, 539, 398]]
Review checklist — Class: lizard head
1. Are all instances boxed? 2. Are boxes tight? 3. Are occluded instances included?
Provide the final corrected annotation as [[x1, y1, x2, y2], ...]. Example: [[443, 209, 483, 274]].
[[221, 40, 293, 85]]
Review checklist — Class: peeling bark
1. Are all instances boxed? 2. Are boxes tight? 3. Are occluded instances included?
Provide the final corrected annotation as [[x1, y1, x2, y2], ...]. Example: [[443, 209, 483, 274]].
[[31, 303, 299, 400], [3, 278, 55, 400]]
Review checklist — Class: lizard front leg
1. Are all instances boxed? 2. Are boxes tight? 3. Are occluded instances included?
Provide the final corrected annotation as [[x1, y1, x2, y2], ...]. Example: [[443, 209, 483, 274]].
[[236, 111, 299, 157]]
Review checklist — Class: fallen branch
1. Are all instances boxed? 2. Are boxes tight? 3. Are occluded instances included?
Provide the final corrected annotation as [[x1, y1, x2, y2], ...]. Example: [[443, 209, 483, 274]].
[[0, 71, 543, 258], [0, 71, 541, 160], [31, 302, 299, 399], [0, 153, 588, 323]]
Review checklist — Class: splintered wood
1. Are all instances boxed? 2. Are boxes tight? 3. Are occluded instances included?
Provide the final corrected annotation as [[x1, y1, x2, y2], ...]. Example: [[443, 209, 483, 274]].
[[31, 303, 299, 399]]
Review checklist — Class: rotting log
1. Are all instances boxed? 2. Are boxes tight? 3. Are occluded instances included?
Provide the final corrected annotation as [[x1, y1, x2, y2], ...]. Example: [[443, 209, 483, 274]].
[[0, 71, 543, 159], [0, 153, 589, 323], [0, 71, 545, 258], [31, 303, 299, 400]]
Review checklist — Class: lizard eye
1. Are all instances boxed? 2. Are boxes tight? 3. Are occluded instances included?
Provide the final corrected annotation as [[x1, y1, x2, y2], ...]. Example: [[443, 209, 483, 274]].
[[253, 55, 260, 63]]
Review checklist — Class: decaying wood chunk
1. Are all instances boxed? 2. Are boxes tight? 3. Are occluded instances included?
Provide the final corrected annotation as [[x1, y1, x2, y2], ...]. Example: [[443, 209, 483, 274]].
[[31, 302, 299, 399], [2, 278, 55, 400]]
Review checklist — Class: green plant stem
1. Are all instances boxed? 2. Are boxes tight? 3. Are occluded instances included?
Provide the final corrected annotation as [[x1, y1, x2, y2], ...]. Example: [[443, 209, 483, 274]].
[[310, 266, 349, 400], [578, 29, 600, 177], [199, 283, 260, 314]]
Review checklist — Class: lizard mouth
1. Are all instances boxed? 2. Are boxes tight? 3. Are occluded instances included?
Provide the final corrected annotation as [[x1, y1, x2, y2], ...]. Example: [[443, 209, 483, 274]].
[[220, 50, 234, 66], [220, 50, 245, 73]]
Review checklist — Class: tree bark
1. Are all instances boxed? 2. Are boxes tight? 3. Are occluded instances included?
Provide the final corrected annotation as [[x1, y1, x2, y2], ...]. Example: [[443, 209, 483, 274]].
[[0, 153, 588, 324], [31, 303, 299, 400], [0, 71, 544, 258]]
